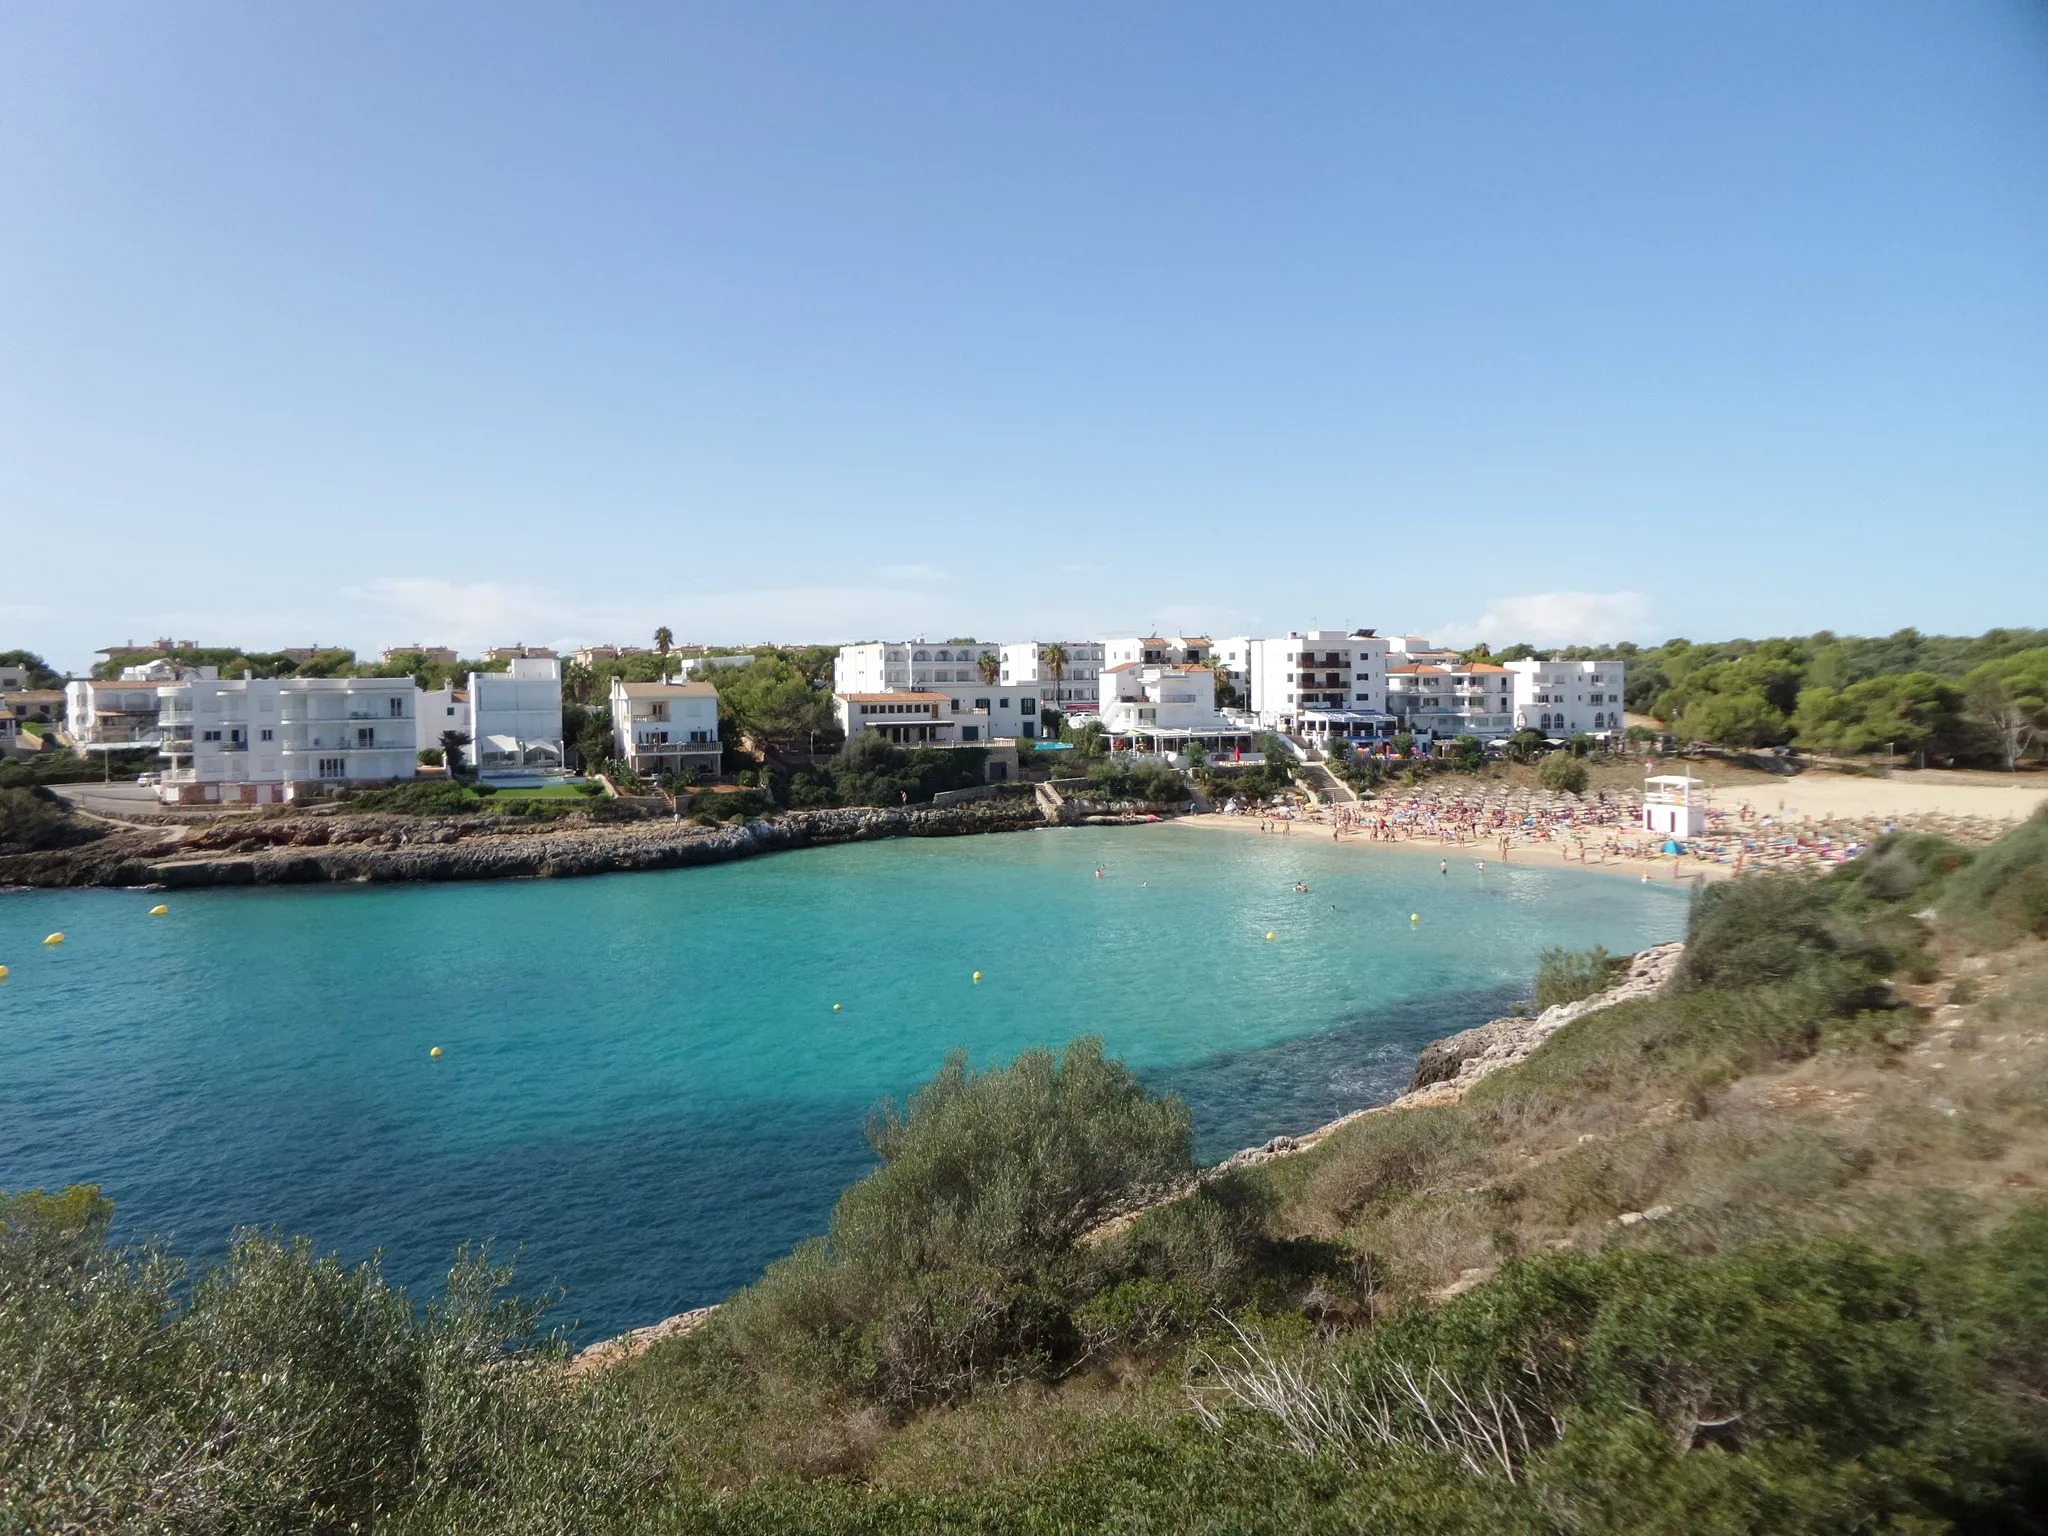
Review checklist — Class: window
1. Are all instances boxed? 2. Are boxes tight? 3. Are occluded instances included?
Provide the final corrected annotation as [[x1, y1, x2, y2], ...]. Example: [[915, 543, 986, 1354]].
[[998, 697, 1010, 709], [318, 757, 345, 777], [975, 697, 990, 710], [388, 697, 403, 717], [963, 725, 979, 741], [357, 728, 375, 747], [259, 729, 273, 741], [201, 729, 221, 742]]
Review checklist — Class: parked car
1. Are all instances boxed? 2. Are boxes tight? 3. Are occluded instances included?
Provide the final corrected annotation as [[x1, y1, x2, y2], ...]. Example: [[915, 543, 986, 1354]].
[[135, 771, 160, 786]]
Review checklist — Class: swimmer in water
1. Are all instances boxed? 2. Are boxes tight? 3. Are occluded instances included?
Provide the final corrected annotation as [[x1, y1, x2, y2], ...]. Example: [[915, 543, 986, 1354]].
[[1440, 859, 1448, 875], [1094, 868, 1104, 878]]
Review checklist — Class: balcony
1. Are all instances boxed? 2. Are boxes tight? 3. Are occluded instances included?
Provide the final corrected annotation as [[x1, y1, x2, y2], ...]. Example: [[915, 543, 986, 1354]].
[[280, 735, 405, 753]]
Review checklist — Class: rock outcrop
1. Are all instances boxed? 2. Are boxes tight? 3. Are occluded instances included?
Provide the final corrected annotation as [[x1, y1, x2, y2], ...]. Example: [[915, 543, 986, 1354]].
[[0, 799, 1057, 889], [1404, 942, 1687, 1095]]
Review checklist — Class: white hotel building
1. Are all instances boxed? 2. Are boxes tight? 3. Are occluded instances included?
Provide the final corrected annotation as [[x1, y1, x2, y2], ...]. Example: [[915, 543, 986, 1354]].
[[156, 676, 423, 805], [833, 640, 1046, 742], [1246, 630, 1395, 745], [1506, 659, 1628, 738], [1385, 661, 1517, 740], [1098, 663, 1253, 756], [1000, 640, 1104, 715], [833, 639, 1003, 693]]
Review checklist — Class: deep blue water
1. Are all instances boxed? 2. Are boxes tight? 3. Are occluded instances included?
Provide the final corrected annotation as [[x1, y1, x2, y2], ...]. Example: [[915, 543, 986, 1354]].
[[0, 825, 1688, 1338]]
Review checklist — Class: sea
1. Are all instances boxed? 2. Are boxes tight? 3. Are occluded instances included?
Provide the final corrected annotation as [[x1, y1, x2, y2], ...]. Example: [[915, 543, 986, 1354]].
[[0, 824, 1689, 1339]]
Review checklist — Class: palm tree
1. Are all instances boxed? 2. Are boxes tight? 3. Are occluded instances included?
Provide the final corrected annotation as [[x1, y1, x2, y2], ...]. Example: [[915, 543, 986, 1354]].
[[977, 651, 1001, 685], [1041, 642, 1068, 700], [440, 730, 472, 777], [653, 626, 674, 680]]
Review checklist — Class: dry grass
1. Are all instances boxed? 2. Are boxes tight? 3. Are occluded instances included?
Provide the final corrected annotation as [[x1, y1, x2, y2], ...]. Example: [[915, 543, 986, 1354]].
[[1225, 933, 2048, 1306]]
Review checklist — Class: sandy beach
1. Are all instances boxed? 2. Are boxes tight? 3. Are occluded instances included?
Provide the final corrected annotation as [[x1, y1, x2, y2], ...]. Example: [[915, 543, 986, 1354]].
[[1177, 765, 2048, 885]]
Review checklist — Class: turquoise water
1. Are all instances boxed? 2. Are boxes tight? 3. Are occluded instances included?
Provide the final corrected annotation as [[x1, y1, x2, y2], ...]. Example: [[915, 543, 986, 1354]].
[[0, 826, 1688, 1338]]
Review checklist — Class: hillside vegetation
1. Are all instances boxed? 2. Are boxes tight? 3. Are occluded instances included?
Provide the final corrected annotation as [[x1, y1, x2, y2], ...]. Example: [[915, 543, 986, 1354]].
[[8, 809, 2048, 1533], [1528, 626, 2048, 765]]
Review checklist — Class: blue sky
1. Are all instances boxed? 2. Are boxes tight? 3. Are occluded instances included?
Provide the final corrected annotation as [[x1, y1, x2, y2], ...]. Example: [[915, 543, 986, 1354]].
[[3, 1, 2044, 673]]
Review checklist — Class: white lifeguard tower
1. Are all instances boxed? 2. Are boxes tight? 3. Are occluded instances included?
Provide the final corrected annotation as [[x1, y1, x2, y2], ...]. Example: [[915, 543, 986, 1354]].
[[1643, 775, 1708, 838]]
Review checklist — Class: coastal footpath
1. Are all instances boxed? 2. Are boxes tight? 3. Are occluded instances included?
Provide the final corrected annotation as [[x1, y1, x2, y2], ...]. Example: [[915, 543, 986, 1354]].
[[0, 799, 1068, 889]]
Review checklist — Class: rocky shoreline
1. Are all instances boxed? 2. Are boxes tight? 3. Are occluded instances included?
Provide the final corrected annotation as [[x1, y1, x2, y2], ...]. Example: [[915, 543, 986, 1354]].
[[0, 798, 1069, 889]]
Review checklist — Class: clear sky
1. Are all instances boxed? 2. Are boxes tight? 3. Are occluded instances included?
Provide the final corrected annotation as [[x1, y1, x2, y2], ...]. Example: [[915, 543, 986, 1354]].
[[3, 1, 2044, 673]]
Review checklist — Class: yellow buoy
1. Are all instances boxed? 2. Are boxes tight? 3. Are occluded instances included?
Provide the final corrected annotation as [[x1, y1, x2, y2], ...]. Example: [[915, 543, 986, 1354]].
[[1411, 913, 1419, 923], [43, 933, 64, 946], [832, 1002, 842, 1012], [0, 964, 9, 980], [149, 904, 168, 916], [429, 1046, 442, 1058], [972, 971, 983, 983], [1266, 931, 1276, 941]]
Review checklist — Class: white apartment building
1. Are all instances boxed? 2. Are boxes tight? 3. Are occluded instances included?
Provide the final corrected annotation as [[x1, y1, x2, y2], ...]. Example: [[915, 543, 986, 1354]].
[[1210, 637, 1255, 706], [1385, 662, 1516, 740], [609, 676, 721, 778], [1246, 630, 1394, 744], [1386, 635, 1462, 666], [380, 644, 458, 666], [834, 675, 1045, 744], [469, 657, 566, 774], [65, 659, 219, 750], [1102, 635, 1212, 670], [156, 676, 421, 805], [834, 691, 960, 745], [1000, 641, 1105, 714], [833, 639, 1003, 693], [1506, 659, 1628, 737], [0, 666, 27, 692], [416, 684, 469, 748], [1098, 663, 1252, 755], [832, 641, 1049, 739]]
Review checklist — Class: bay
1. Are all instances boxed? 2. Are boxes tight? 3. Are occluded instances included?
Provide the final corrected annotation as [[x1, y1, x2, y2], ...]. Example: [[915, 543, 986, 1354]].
[[0, 824, 1688, 1338]]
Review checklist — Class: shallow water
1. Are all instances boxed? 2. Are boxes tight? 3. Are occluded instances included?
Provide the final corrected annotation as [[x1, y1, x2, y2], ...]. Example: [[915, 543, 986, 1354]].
[[0, 824, 1687, 1337]]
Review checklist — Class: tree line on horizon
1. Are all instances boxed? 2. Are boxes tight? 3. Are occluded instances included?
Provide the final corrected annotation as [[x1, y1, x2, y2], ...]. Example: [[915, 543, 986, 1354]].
[[1460, 625, 2048, 767]]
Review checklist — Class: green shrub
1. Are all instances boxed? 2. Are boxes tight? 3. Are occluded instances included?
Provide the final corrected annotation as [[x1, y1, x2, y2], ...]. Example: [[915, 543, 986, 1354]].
[[814, 735, 991, 807], [1853, 829, 1972, 905], [345, 780, 493, 815], [1534, 946, 1625, 1011], [1086, 760, 1188, 803], [1675, 871, 1892, 1008], [1538, 753, 1588, 794], [1939, 804, 2048, 942], [0, 783, 82, 851], [723, 1039, 1195, 1405], [0, 1186, 566, 1536], [0, 749, 157, 788]]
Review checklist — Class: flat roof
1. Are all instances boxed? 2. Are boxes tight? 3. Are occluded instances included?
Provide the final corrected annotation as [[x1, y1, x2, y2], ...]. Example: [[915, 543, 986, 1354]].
[[838, 691, 948, 703], [617, 681, 717, 698]]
